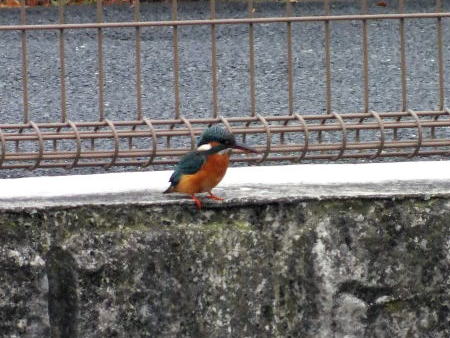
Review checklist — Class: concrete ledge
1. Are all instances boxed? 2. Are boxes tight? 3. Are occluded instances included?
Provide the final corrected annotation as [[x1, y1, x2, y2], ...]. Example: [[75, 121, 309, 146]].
[[1, 161, 449, 337], [1, 160, 450, 209]]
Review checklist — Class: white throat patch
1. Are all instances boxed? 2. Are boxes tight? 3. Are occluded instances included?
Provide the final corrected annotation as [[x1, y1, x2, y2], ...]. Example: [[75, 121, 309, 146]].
[[197, 143, 231, 155], [197, 143, 212, 151]]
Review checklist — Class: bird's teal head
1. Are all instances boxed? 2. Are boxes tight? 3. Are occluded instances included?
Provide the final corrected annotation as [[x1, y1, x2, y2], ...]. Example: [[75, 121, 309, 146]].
[[196, 125, 258, 153], [197, 125, 235, 148]]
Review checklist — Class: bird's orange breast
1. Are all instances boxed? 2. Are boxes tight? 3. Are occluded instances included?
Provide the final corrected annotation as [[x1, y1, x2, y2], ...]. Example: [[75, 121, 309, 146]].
[[174, 153, 230, 194]]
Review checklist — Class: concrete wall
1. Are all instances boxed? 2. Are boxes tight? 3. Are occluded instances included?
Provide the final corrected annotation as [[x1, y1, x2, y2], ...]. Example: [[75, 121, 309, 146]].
[[0, 162, 449, 337]]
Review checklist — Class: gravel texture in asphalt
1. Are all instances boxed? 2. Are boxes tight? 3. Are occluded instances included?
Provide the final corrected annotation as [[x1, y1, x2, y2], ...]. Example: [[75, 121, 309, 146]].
[[0, 0, 449, 178]]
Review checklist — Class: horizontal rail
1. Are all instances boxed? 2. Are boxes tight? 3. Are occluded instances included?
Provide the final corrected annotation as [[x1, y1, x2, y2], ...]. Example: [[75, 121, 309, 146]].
[[1, 12, 450, 31], [4, 139, 450, 160], [2, 119, 450, 142], [0, 111, 449, 170], [0, 150, 448, 170], [0, 111, 446, 129]]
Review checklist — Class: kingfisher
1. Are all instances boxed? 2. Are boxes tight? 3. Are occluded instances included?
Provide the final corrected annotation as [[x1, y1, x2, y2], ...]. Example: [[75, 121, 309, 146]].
[[163, 125, 258, 209]]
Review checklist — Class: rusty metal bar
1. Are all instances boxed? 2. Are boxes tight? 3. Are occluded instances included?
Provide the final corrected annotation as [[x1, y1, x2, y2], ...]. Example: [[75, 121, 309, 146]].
[[141, 118, 158, 167], [355, 0, 370, 148], [407, 109, 423, 158], [58, 0, 67, 123], [20, 0, 29, 123], [248, 0, 256, 117], [0, 127, 6, 168], [361, 0, 369, 113], [330, 111, 347, 160], [0, 110, 447, 129], [96, 0, 105, 121], [172, 0, 181, 119], [210, 0, 219, 118], [4, 151, 450, 169], [368, 110, 385, 159], [1, 149, 449, 170], [66, 120, 81, 169], [1, 119, 448, 142], [28, 121, 44, 170], [2, 119, 450, 143], [104, 119, 119, 169], [134, 0, 143, 120], [286, 0, 294, 116], [436, 0, 445, 110], [2, 141, 449, 163], [3, 138, 449, 161], [324, 0, 332, 114], [0, 110, 448, 130], [255, 114, 271, 163], [3, 13, 450, 32], [399, 0, 407, 112], [0, 110, 448, 169], [280, 0, 295, 144]]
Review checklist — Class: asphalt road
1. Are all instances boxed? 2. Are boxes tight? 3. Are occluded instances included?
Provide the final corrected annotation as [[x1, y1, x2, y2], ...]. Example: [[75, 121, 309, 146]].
[[0, 1, 449, 178]]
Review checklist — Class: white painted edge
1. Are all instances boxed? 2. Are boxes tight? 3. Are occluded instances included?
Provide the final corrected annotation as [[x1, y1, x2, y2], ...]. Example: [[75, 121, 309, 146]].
[[0, 160, 449, 200]]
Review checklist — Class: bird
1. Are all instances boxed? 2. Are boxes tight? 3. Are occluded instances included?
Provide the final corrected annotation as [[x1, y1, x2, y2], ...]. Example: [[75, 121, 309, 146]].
[[163, 125, 258, 209]]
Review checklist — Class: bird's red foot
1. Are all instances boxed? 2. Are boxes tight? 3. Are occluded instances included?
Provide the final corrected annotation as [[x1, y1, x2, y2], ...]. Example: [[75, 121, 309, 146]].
[[206, 192, 224, 201], [191, 194, 202, 209]]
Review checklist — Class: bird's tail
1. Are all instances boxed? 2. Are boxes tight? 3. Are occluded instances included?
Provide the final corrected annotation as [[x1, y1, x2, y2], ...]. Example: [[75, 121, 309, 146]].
[[163, 186, 174, 194]]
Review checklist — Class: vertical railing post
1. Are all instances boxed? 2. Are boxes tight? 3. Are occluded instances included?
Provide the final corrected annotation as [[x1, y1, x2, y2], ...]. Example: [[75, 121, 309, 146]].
[[280, 0, 295, 145], [96, 0, 105, 121], [58, 0, 67, 123], [286, 0, 294, 116], [394, 0, 408, 141], [436, 0, 445, 111], [324, 0, 332, 115], [248, 0, 256, 117], [171, 0, 181, 119], [134, 0, 143, 120], [361, 0, 369, 113], [210, 0, 219, 118], [356, 0, 370, 146], [20, 0, 29, 124], [399, 0, 407, 112]]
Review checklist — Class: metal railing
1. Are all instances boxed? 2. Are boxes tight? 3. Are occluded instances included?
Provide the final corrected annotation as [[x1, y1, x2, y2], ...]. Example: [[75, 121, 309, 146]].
[[0, 0, 449, 171]]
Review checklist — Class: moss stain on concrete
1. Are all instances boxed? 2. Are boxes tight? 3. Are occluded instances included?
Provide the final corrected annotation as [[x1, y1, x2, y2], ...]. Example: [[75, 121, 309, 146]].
[[0, 197, 449, 337]]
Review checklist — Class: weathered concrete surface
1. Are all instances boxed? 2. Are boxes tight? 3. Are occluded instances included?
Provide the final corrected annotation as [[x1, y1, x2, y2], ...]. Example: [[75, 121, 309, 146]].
[[1, 194, 449, 337], [1, 162, 450, 337]]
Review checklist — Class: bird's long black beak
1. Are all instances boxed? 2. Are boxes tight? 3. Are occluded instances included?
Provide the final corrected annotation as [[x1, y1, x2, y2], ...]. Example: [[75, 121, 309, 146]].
[[232, 142, 259, 153]]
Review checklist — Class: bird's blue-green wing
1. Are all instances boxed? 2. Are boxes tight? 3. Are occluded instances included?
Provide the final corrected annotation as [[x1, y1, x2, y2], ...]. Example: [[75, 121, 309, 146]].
[[169, 151, 206, 186]]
